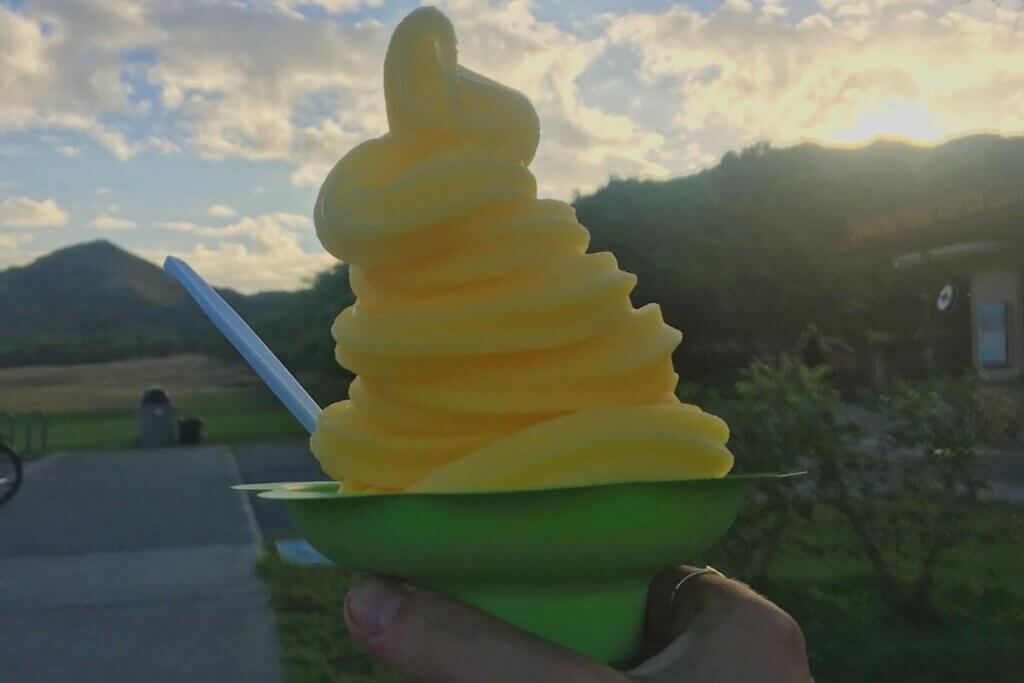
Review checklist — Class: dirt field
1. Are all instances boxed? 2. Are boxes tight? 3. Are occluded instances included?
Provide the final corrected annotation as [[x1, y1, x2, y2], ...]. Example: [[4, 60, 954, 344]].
[[0, 354, 263, 413]]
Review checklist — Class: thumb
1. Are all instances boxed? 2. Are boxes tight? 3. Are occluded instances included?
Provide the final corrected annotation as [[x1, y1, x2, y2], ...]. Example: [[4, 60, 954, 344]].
[[344, 576, 626, 683]]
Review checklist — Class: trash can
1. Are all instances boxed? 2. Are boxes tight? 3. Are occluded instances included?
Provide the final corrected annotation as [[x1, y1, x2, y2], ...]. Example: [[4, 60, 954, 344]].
[[138, 387, 175, 447], [178, 417, 203, 445]]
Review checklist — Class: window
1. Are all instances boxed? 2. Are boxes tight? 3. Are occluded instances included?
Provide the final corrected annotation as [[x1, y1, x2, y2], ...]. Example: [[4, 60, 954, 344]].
[[978, 302, 1010, 368]]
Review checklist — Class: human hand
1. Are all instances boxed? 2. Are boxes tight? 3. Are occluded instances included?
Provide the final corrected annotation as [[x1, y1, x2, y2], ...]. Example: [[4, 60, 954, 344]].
[[343, 567, 813, 682], [627, 566, 814, 682]]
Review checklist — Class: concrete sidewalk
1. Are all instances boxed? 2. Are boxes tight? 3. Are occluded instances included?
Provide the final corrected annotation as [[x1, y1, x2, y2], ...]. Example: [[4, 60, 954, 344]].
[[0, 446, 281, 683]]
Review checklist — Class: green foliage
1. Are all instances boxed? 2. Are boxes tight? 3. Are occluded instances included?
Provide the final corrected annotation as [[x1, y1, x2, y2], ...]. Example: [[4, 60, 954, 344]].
[[712, 356, 992, 620], [252, 264, 356, 381], [744, 501, 1024, 683], [972, 384, 1024, 444], [257, 547, 398, 683], [729, 356, 848, 474], [574, 136, 1024, 381], [812, 376, 987, 619], [0, 241, 206, 366], [0, 242, 356, 389], [709, 355, 854, 584]]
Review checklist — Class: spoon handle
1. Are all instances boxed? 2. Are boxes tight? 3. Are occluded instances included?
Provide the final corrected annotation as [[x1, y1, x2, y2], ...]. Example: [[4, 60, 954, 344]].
[[164, 256, 322, 434]]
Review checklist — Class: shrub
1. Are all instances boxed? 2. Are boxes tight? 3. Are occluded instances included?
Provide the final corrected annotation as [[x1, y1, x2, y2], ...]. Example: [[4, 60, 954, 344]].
[[972, 384, 1024, 444], [813, 376, 987, 619], [708, 355, 850, 585], [711, 358, 988, 619]]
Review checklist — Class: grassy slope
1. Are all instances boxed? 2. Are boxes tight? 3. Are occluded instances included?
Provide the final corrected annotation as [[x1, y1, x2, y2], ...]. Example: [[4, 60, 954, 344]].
[[258, 501, 1024, 683], [743, 503, 1024, 682], [256, 554, 398, 683], [0, 355, 349, 453], [32, 388, 306, 452]]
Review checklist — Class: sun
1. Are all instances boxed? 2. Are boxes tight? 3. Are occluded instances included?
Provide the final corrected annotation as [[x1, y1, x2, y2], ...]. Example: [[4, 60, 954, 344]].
[[830, 99, 943, 144]]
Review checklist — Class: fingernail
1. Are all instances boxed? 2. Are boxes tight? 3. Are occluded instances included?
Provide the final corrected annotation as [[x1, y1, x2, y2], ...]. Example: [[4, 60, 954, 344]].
[[345, 577, 407, 637]]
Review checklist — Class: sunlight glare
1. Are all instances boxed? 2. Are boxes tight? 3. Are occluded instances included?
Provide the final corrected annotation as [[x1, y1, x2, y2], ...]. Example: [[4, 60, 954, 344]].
[[831, 100, 943, 144]]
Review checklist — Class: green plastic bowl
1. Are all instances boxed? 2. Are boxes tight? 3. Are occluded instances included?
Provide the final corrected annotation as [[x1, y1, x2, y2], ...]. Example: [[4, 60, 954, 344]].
[[237, 473, 800, 666]]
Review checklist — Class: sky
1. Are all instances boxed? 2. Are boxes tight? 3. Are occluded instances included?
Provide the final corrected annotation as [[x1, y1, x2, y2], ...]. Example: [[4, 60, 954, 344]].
[[1, 0, 1022, 293]]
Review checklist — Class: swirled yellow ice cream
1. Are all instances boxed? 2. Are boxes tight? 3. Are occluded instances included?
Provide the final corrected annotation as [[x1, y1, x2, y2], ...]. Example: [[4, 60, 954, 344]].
[[310, 6, 732, 493]]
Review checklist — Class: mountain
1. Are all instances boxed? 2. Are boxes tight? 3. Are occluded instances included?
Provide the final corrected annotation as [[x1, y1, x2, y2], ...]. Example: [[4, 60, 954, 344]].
[[3, 133, 1021, 379], [573, 133, 1024, 376], [0, 241, 290, 366]]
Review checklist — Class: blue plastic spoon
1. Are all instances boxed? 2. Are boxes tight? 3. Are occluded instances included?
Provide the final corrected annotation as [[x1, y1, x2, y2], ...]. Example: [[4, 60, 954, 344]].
[[163, 256, 321, 434]]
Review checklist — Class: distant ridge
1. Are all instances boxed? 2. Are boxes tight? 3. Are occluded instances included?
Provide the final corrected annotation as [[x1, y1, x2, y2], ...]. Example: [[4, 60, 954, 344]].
[[3, 132, 1022, 374], [572, 133, 1024, 374], [0, 241, 284, 366]]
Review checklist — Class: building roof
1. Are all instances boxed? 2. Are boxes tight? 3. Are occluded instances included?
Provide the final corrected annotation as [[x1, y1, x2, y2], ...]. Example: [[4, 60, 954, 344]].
[[845, 181, 1024, 255]]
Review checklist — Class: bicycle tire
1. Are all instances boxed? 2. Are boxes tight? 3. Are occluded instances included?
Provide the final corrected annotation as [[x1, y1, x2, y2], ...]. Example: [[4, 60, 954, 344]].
[[0, 442, 22, 507]]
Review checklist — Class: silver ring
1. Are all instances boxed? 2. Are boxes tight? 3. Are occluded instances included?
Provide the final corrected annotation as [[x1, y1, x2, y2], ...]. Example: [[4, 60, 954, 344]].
[[669, 565, 719, 610]]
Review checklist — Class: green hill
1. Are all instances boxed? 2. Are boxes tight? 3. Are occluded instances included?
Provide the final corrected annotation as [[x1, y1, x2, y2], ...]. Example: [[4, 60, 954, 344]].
[[3, 133, 1022, 383], [574, 134, 1024, 378], [0, 241, 301, 367]]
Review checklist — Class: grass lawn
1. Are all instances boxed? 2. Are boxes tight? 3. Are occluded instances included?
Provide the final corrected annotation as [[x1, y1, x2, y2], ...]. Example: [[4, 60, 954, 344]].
[[257, 500, 1024, 683], [733, 502, 1024, 682], [0, 354, 350, 454], [256, 553, 399, 683], [37, 387, 307, 453]]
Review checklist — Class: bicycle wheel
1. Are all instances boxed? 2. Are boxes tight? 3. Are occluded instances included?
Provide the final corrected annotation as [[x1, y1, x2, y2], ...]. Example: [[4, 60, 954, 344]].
[[0, 442, 22, 507]]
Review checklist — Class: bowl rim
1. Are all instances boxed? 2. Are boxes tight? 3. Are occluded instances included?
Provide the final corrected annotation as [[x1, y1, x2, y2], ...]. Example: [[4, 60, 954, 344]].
[[233, 471, 806, 500]]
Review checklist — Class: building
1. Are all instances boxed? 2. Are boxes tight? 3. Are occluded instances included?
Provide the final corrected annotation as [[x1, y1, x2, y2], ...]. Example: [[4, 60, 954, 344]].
[[850, 181, 1024, 382]]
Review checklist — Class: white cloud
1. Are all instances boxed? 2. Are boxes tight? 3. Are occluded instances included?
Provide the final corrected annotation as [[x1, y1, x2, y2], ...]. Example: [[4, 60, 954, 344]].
[[0, 196, 68, 228], [252, 0, 385, 18], [0, 0, 671, 197], [36, 112, 147, 160], [141, 240, 335, 293], [724, 0, 755, 12], [207, 204, 238, 218], [835, 2, 873, 18], [2, 0, 1023, 207], [40, 134, 77, 156], [605, 0, 1024, 168], [150, 211, 334, 292], [0, 233, 33, 249], [95, 186, 110, 195], [0, 1, 182, 160], [762, 0, 789, 18], [147, 136, 181, 154], [0, 238, 39, 271], [290, 119, 364, 186], [143, 2, 389, 166], [90, 211, 137, 230], [157, 212, 310, 251], [0, 1, 164, 159], [0, 5, 49, 130], [430, 0, 670, 196]]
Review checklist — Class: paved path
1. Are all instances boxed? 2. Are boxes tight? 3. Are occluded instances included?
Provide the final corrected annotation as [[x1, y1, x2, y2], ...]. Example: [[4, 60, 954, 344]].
[[232, 440, 329, 540], [976, 448, 1024, 503], [0, 435, 1017, 682], [0, 445, 288, 683]]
